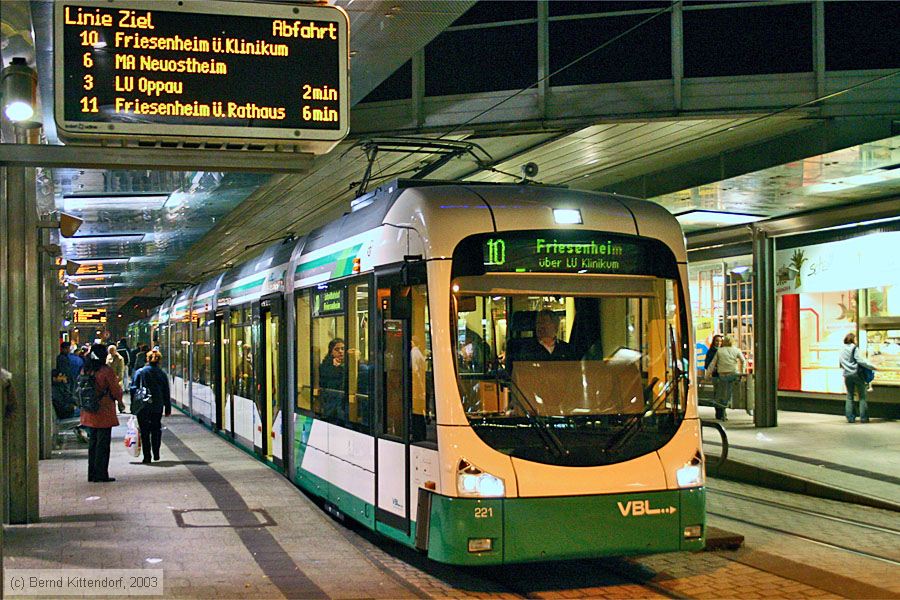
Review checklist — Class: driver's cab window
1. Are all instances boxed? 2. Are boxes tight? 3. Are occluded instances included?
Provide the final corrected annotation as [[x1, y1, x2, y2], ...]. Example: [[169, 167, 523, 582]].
[[453, 282, 682, 417]]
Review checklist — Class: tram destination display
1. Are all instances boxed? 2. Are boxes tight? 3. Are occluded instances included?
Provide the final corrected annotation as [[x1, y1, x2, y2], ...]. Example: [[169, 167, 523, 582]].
[[451, 230, 684, 278], [483, 233, 648, 274], [54, 0, 349, 150]]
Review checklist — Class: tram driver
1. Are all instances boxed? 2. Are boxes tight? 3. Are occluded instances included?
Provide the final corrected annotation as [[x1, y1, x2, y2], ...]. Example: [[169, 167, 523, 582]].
[[516, 309, 574, 362]]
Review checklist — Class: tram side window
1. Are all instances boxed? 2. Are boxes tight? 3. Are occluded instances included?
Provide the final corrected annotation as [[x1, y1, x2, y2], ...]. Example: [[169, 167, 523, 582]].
[[193, 317, 209, 385], [172, 323, 183, 376], [312, 291, 347, 422], [295, 292, 312, 411], [231, 308, 254, 400], [347, 282, 371, 430]]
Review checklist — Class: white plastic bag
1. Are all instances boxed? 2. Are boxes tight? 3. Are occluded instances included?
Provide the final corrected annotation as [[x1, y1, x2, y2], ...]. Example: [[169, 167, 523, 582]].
[[124, 415, 141, 458]]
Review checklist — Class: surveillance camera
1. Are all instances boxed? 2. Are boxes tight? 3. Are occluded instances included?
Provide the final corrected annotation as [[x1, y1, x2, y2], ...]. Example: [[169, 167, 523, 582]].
[[65, 260, 81, 276], [59, 212, 83, 238], [521, 162, 539, 179]]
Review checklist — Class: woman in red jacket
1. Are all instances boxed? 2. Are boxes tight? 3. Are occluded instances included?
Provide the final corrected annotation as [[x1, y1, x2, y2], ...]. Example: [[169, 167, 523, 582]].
[[80, 344, 125, 482]]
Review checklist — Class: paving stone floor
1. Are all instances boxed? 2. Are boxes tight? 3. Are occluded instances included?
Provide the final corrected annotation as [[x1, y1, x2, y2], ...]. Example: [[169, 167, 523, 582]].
[[4, 412, 898, 599]]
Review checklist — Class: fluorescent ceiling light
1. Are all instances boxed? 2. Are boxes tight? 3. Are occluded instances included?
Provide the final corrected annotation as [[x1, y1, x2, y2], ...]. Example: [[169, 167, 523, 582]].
[[68, 234, 146, 243], [62, 194, 169, 212], [67, 274, 116, 281], [72, 283, 125, 290], [72, 258, 130, 265], [674, 210, 765, 229], [553, 208, 582, 224], [74, 297, 115, 304]]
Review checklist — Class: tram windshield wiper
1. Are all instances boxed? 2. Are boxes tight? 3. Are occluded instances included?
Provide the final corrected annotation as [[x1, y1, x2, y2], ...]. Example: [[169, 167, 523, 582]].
[[503, 375, 567, 458], [606, 328, 687, 454]]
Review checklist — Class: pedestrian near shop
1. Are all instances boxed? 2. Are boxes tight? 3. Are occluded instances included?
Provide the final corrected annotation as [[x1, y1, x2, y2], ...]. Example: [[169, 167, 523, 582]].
[[707, 336, 746, 421], [839, 333, 876, 423]]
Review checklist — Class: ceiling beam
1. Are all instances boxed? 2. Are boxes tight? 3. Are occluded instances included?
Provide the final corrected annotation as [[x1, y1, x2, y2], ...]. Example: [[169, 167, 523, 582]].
[[0, 143, 314, 173], [687, 195, 900, 250], [600, 115, 899, 199]]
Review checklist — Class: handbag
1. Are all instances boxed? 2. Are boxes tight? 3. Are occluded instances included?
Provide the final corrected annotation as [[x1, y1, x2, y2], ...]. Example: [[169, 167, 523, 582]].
[[130, 373, 152, 415], [853, 347, 876, 384]]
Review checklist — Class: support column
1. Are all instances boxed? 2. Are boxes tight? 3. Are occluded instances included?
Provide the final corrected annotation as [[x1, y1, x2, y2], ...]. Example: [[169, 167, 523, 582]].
[[536, 0, 549, 119], [752, 227, 777, 427], [40, 241, 56, 459], [3, 165, 41, 522], [812, 0, 826, 99], [671, 1, 684, 111], [411, 49, 425, 129], [1, 167, 9, 524]]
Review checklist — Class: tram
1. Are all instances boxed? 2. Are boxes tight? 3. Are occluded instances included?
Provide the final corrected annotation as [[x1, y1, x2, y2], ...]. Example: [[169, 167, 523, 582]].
[[136, 181, 705, 564]]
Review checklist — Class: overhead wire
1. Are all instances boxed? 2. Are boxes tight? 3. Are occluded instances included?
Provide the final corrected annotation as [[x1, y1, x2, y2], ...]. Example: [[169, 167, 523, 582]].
[[361, 2, 681, 188]]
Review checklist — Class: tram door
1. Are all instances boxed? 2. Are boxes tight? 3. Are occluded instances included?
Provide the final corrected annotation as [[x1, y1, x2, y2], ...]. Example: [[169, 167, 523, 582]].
[[374, 265, 428, 537], [219, 311, 235, 436], [214, 312, 225, 431], [259, 295, 287, 468]]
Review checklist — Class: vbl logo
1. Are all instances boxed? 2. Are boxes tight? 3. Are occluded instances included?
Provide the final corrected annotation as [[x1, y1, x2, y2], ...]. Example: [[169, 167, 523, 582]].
[[617, 500, 677, 517]]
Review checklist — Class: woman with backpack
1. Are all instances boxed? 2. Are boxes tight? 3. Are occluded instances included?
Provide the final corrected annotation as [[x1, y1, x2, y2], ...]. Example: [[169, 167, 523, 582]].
[[839, 333, 876, 423], [131, 350, 171, 464], [79, 344, 125, 482]]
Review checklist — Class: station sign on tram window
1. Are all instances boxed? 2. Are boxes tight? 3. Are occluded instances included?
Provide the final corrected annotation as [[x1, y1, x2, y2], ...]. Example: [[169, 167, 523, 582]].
[[481, 232, 653, 275], [74, 308, 107, 324], [54, 0, 349, 152], [313, 288, 344, 316]]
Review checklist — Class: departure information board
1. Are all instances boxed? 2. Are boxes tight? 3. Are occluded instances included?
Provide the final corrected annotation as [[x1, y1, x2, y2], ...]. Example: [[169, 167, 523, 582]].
[[74, 308, 107, 324], [54, 0, 349, 150]]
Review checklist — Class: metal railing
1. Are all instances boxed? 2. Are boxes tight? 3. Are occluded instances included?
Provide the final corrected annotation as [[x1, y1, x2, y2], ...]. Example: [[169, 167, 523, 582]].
[[701, 419, 728, 470]]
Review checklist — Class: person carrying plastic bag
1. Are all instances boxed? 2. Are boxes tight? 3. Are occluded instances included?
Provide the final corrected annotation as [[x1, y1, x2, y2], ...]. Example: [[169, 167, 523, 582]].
[[123, 415, 141, 458]]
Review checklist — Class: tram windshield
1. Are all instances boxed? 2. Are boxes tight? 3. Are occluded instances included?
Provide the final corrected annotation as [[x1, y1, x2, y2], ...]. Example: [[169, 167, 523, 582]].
[[452, 275, 688, 466]]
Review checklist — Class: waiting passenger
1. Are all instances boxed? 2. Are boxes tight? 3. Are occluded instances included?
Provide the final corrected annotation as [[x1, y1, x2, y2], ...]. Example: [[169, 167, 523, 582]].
[[839, 333, 876, 424], [518, 309, 574, 361], [107, 344, 126, 392], [131, 350, 172, 464], [707, 335, 745, 421], [704, 334, 723, 413], [79, 344, 125, 483], [319, 338, 345, 420], [51, 368, 77, 419]]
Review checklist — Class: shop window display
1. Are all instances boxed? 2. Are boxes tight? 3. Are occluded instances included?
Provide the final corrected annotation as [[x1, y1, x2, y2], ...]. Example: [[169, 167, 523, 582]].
[[859, 286, 900, 386], [688, 258, 753, 377], [775, 231, 900, 395]]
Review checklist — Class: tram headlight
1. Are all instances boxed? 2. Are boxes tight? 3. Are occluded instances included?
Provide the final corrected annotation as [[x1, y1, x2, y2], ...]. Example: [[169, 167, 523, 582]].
[[457, 459, 505, 498], [676, 463, 703, 488]]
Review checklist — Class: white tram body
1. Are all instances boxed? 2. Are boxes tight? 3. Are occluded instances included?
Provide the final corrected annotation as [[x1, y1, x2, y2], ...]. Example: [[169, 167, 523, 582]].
[[141, 181, 705, 565]]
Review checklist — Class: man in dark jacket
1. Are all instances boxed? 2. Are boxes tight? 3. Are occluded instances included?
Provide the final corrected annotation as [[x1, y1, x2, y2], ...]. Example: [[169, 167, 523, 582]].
[[131, 349, 171, 464], [116, 338, 131, 369]]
